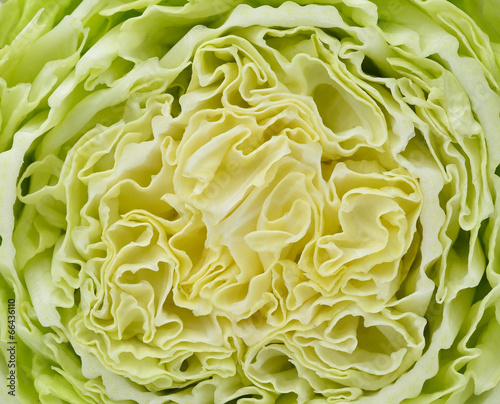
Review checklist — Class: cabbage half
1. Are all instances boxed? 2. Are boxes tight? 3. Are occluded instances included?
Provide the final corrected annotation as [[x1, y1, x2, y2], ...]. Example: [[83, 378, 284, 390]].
[[1, 0, 500, 403]]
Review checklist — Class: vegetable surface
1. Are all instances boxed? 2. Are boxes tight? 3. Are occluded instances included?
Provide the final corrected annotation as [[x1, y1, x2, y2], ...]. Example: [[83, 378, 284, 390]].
[[1, 0, 500, 403]]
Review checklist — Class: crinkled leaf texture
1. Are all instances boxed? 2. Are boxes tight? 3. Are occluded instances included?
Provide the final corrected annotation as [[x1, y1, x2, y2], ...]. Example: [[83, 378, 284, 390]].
[[0, 0, 500, 403]]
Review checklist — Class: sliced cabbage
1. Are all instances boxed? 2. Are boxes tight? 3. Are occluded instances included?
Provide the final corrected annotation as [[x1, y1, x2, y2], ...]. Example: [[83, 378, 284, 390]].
[[1, 0, 500, 403]]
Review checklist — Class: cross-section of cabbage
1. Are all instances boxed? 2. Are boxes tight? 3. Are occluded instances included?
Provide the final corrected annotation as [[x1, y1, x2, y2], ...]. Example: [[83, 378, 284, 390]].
[[20, 13, 428, 401]]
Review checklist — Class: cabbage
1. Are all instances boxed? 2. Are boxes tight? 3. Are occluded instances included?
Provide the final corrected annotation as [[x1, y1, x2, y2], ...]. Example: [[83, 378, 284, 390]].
[[1, 0, 500, 403]]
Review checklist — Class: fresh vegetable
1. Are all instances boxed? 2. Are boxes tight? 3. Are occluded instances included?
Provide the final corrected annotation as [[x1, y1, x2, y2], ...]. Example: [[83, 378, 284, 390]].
[[1, 0, 500, 403]]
